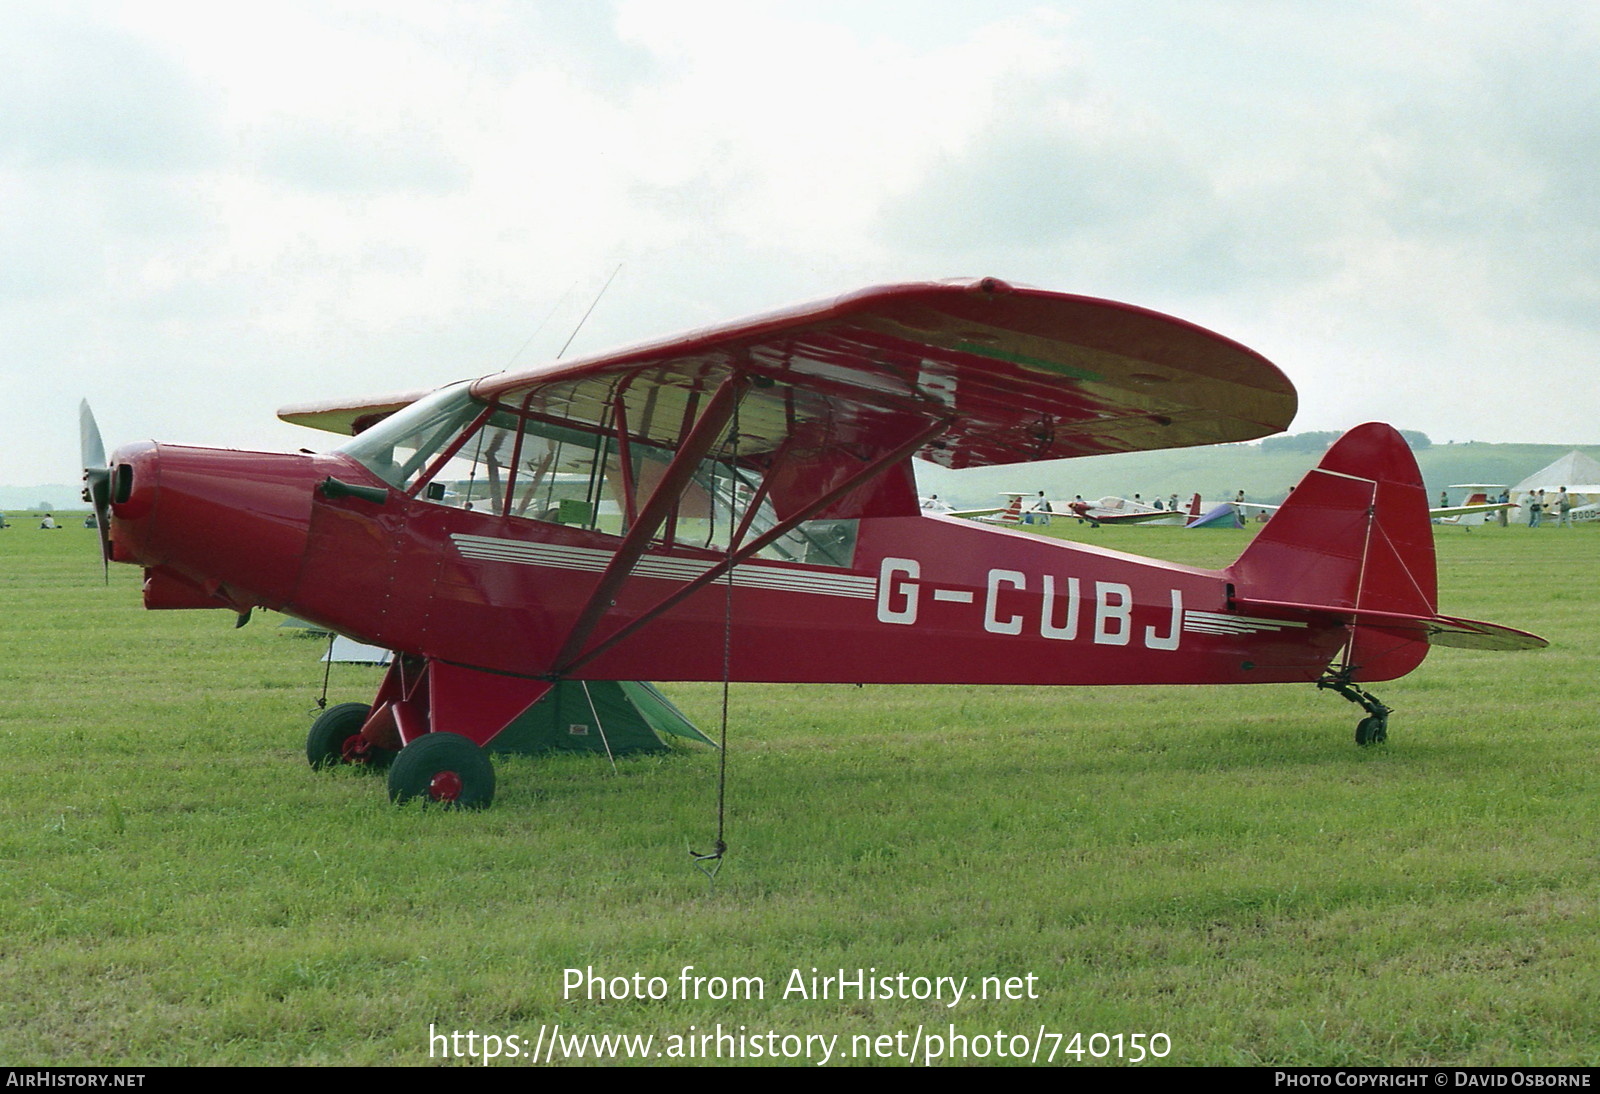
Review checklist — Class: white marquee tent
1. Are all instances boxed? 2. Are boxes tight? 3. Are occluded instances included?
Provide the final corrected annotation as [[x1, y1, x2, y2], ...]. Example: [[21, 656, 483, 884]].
[[1510, 451, 1600, 521]]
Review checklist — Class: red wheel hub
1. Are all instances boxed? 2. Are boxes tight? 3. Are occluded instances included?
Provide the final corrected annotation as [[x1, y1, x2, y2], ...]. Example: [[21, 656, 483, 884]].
[[428, 770, 463, 802]]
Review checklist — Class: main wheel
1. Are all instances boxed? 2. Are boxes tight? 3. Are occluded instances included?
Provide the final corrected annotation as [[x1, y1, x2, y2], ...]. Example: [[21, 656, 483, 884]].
[[307, 702, 374, 769], [387, 732, 495, 809]]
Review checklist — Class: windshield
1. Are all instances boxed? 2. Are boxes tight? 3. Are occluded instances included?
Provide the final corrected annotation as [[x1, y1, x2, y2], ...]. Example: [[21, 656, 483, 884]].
[[336, 382, 483, 490]]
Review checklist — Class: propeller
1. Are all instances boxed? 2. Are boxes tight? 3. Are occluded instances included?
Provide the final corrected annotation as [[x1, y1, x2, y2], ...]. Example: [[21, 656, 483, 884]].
[[79, 400, 113, 580]]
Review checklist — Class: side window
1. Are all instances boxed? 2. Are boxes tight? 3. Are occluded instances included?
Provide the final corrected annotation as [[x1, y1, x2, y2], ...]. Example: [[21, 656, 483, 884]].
[[674, 457, 858, 567], [409, 413, 627, 529], [503, 424, 628, 532], [418, 417, 518, 514]]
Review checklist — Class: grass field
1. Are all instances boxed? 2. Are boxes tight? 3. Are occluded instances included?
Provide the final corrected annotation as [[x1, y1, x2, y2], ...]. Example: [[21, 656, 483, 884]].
[[1, 519, 1595, 1066]]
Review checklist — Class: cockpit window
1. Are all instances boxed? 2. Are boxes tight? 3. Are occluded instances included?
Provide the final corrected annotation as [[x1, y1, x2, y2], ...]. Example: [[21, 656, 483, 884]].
[[334, 378, 857, 568]]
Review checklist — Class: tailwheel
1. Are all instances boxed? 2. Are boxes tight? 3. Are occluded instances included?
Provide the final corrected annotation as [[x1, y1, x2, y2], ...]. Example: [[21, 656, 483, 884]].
[[1355, 715, 1388, 747], [388, 732, 495, 809], [1317, 670, 1393, 749], [306, 702, 392, 770]]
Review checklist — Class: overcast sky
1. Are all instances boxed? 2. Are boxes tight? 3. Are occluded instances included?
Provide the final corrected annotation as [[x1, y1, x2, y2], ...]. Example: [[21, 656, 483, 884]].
[[4, 0, 1596, 486]]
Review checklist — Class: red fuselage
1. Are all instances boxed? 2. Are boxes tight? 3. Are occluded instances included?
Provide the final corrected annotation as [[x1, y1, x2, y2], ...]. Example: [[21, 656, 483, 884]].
[[107, 442, 1348, 690]]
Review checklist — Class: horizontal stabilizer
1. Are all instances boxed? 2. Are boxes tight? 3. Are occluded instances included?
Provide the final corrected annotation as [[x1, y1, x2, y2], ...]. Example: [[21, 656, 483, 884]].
[[1234, 597, 1548, 652]]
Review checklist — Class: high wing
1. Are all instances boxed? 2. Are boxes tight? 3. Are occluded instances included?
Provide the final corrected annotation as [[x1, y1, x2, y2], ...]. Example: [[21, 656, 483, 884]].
[[279, 280, 1295, 465], [279, 389, 433, 436], [468, 278, 1296, 470]]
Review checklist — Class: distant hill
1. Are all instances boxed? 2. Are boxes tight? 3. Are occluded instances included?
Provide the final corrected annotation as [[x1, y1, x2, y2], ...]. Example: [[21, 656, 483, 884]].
[[915, 438, 1600, 508], [0, 485, 81, 511]]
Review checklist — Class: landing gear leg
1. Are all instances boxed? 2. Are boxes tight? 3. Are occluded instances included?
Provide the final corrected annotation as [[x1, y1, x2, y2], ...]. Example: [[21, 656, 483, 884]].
[[1317, 671, 1392, 747]]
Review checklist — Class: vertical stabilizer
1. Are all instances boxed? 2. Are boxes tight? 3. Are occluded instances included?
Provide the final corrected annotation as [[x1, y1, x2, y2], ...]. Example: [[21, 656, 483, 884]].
[[1230, 423, 1437, 681]]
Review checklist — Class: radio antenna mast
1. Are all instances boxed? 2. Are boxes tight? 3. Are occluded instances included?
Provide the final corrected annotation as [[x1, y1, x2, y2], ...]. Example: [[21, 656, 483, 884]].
[[558, 263, 623, 360], [501, 279, 577, 373]]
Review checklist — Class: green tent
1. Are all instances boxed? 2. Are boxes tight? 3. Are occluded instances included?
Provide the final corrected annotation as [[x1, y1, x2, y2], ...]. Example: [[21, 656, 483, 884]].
[[1186, 502, 1245, 530], [489, 680, 715, 756]]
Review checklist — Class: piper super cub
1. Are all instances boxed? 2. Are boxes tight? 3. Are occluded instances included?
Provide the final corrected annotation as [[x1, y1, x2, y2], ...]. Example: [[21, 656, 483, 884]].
[[82, 279, 1545, 808]]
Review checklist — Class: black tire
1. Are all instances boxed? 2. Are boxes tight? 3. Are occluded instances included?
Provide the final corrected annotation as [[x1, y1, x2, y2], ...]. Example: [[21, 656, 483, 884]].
[[387, 732, 495, 809], [1355, 716, 1388, 746], [306, 703, 372, 769]]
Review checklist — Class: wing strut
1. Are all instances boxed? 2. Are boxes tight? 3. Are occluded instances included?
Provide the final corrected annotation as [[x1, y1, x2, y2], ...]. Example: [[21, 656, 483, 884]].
[[549, 374, 749, 672], [556, 414, 949, 676]]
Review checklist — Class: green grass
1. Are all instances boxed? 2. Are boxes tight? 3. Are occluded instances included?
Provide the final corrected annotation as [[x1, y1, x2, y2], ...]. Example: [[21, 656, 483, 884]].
[[0, 521, 1595, 1066]]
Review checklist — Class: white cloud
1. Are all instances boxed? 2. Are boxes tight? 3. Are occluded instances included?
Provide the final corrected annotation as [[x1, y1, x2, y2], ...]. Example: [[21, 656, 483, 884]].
[[4, 0, 1599, 487]]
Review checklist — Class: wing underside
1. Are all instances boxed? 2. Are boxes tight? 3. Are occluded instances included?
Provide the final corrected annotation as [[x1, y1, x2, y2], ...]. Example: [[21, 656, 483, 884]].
[[278, 389, 433, 436], [468, 279, 1297, 470]]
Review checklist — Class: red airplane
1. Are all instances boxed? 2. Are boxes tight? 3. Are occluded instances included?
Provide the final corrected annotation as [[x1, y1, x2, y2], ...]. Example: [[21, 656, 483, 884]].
[[82, 278, 1545, 809]]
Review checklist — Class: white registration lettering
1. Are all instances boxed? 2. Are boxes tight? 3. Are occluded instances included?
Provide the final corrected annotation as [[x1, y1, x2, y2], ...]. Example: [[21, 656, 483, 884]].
[[984, 569, 1026, 634], [876, 559, 1183, 652], [1144, 588, 1183, 650], [1094, 581, 1132, 645], [876, 557, 920, 625], [1040, 575, 1081, 640]]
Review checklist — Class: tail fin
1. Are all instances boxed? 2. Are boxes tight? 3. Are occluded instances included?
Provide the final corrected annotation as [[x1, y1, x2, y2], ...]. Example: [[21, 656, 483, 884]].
[[1229, 423, 1437, 681]]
